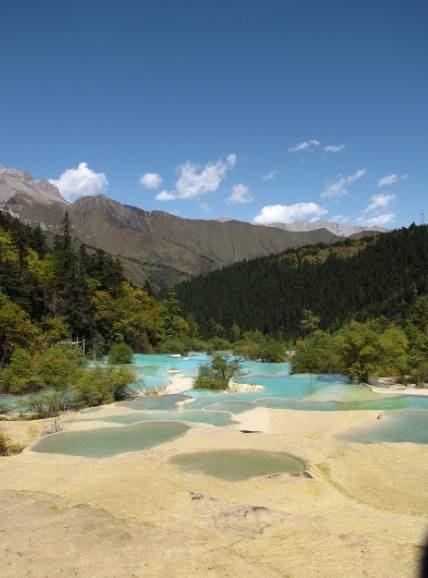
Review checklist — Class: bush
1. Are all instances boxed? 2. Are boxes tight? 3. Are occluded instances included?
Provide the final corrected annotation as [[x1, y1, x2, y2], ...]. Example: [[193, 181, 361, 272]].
[[0, 344, 85, 395], [24, 392, 63, 419], [409, 361, 428, 386], [292, 321, 410, 382], [0, 431, 23, 455], [193, 355, 241, 390], [206, 337, 231, 353], [0, 348, 40, 394], [108, 342, 134, 364], [187, 337, 209, 352], [156, 337, 189, 355], [72, 366, 135, 407], [232, 331, 287, 362], [35, 344, 84, 390], [292, 331, 341, 375]]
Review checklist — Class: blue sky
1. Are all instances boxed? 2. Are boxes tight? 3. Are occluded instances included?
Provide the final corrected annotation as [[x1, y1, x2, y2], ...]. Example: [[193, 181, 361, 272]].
[[1, 0, 427, 227]]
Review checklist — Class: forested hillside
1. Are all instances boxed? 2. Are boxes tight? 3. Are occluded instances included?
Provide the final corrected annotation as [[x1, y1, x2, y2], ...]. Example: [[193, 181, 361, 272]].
[[176, 224, 428, 340], [0, 210, 196, 367]]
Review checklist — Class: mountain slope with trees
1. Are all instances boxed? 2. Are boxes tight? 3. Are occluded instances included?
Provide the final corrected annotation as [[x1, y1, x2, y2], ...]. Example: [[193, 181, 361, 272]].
[[0, 210, 207, 411], [0, 210, 197, 367], [0, 167, 379, 290], [177, 224, 428, 383], [176, 224, 428, 340]]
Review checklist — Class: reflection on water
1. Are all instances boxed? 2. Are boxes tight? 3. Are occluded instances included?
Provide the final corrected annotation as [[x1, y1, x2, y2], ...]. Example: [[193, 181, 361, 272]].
[[169, 449, 305, 481]]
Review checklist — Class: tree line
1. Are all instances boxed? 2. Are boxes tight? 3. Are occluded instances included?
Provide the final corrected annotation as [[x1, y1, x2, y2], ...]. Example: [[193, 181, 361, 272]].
[[177, 224, 428, 382], [0, 210, 198, 368], [292, 300, 428, 384], [0, 211, 203, 409], [176, 225, 428, 341]]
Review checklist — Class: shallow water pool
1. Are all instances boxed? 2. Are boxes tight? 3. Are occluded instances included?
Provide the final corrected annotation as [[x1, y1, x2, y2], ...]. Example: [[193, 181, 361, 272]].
[[169, 449, 305, 480], [89, 410, 237, 427], [338, 410, 428, 444], [120, 393, 194, 411], [32, 421, 190, 458]]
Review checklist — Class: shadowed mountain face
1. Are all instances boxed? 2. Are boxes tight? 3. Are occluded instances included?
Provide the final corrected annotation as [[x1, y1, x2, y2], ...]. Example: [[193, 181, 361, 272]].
[[0, 168, 359, 288]]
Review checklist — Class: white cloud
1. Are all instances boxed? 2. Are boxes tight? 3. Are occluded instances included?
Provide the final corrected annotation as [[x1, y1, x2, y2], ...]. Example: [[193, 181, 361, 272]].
[[50, 162, 108, 201], [324, 144, 346, 153], [140, 172, 162, 189], [288, 139, 321, 153], [262, 170, 276, 181], [378, 173, 407, 187], [156, 154, 236, 201], [366, 193, 395, 212], [358, 193, 396, 228], [227, 183, 254, 204], [254, 202, 327, 225], [227, 153, 237, 167], [359, 213, 394, 228], [321, 169, 366, 198], [155, 190, 176, 201]]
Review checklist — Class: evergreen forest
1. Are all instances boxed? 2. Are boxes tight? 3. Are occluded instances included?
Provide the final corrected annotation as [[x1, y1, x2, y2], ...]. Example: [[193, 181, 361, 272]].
[[176, 225, 428, 340], [177, 225, 428, 383]]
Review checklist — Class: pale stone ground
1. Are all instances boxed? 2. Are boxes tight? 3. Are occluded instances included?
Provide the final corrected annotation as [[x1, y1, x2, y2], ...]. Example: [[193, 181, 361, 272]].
[[369, 385, 428, 397], [1, 403, 427, 578]]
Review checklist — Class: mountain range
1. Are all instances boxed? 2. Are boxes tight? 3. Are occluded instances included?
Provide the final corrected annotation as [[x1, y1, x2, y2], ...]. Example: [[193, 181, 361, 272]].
[[268, 220, 387, 237], [0, 167, 381, 288]]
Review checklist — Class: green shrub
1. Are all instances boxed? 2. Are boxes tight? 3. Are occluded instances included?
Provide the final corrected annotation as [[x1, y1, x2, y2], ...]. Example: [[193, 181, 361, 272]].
[[35, 344, 84, 390], [193, 355, 241, 390], [292, 321, 410, 382], [187, 337, 209, 352], [156, 337, 189, 355], [206, 337, 231, 353], [0, 348, 40, 394], [0, 344, 85, 395], [72, 366, 135, 407], [24, 392, 63, 419], [232, 331, 287, 362], [107, 342, 134, 364]]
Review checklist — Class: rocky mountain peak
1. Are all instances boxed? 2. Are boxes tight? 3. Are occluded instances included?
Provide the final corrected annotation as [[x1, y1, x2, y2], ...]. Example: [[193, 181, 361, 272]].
[[0, 167, 68, 205]]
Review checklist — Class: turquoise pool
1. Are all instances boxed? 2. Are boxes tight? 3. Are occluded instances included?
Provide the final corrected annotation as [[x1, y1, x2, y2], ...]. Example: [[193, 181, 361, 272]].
[[169, 449, 305, 480], [32, 421, 190, 458], [338, 410, 428, 444], [5, 352, 428, 445], [88, 409, 238, 427], [125, 354, 428, 412]]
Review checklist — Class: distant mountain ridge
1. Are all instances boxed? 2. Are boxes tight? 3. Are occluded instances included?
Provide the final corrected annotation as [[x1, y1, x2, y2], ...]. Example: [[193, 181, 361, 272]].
[[0, 167, 67, 206], [268, 220, 386, 237], [0, 166, 381, 288]]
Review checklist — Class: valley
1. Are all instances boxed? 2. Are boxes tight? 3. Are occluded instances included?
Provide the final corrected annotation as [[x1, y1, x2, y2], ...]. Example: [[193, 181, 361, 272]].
[[0, 167, 378, 289]]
